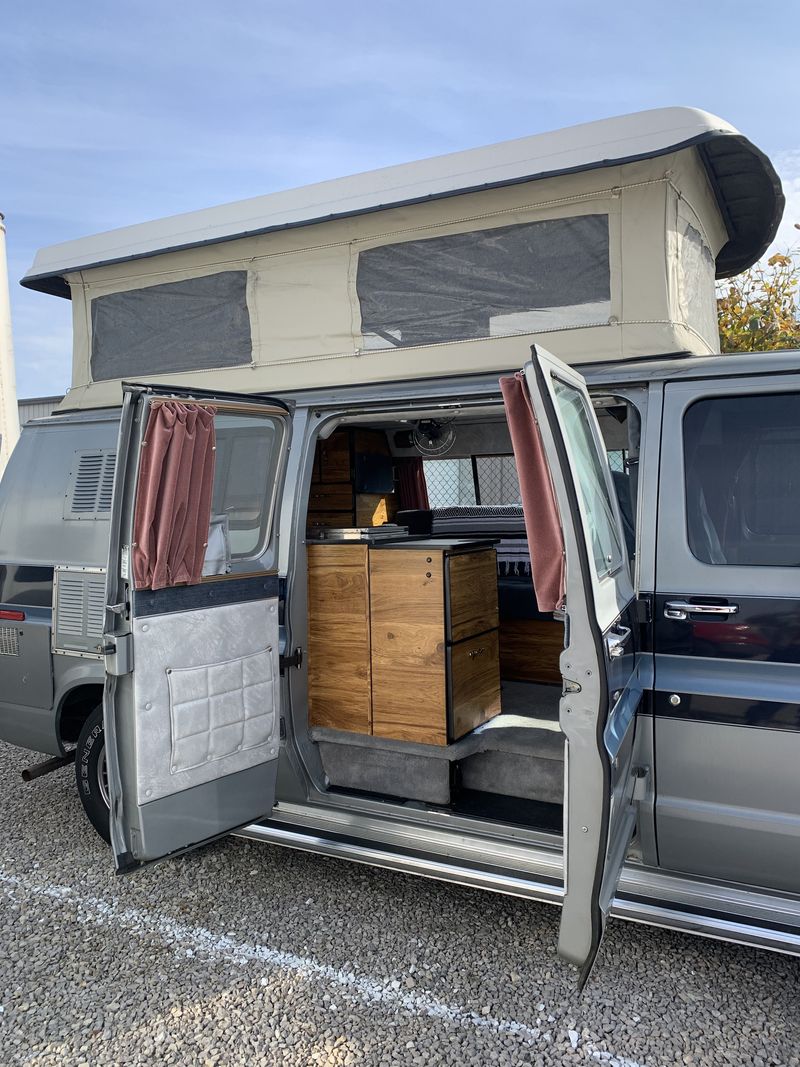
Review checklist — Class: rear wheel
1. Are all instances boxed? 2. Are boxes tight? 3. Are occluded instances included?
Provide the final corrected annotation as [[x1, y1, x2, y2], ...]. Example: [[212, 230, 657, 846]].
[[75, 706, 110, 843]]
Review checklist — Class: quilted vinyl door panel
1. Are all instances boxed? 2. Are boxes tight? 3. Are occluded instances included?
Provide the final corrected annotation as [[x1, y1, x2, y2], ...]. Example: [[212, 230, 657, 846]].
[[131, 598, 279, 804], [167, 647, 275, 773]]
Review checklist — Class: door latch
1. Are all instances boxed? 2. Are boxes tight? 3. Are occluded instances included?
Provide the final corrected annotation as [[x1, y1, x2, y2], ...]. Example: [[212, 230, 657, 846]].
[[280, 647, 303, 672], [606, 625, 631, 659], [102, 633, 133, 675]]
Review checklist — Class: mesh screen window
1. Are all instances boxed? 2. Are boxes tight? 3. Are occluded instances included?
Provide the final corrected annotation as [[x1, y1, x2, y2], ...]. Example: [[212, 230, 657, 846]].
[[90, 271, 252, 381], [357, 215, 611, 350], [423, 456, 522, 508]]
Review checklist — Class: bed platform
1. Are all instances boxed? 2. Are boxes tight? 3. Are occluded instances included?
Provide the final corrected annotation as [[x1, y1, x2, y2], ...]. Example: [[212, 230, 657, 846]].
[[311, 681, 563, 807]]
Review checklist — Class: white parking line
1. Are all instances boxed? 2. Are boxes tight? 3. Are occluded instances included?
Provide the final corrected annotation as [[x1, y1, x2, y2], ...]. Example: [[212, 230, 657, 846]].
[[0, 868, 644, 1066]]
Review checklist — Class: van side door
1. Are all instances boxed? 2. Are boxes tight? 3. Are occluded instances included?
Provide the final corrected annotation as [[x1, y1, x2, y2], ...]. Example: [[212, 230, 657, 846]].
[[104, 385, 290, 871], [654, 375, 800, 894], [523, 347, 645, 985]]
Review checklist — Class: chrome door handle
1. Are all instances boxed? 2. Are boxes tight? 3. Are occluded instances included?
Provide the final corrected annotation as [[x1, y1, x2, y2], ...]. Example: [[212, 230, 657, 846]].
[[606, 625, 631, 658], [664, 601, 739, 621]]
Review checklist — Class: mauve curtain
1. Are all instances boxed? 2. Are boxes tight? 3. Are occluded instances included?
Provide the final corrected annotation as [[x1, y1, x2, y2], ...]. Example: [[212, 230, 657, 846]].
[[397, 457, 430, 510], [132, 401, 217, 591], [500, 373, 565, 612]]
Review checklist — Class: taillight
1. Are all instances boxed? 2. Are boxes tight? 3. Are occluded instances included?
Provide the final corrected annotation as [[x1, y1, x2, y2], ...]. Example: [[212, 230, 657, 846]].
[[0, 609, 25, 621]]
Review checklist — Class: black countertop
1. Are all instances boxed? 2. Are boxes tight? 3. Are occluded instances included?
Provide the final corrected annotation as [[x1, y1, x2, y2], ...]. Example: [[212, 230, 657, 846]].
[[371, 537, 499, 553]]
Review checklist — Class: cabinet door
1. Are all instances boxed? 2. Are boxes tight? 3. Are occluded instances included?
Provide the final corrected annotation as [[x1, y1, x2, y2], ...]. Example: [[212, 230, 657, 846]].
[[370, 550, 447, 745], [307, 544, 371, 733]]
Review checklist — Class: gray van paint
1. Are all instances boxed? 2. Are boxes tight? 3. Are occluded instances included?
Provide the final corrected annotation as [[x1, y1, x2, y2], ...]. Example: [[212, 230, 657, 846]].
[[1, 353, 800, 955]]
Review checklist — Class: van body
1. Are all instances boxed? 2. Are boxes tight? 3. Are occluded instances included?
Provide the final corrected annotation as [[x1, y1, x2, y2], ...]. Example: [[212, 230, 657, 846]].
[[1, 108, 797, 981]]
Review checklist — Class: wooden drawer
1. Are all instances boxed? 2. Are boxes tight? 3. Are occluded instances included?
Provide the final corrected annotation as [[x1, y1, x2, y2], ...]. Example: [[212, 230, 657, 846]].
[[308, 483, 354, 509], [307, 509, 356, 528], [446, 549, 498, 642], [319, 432, 352, 482], [449, 629, 501, 741]]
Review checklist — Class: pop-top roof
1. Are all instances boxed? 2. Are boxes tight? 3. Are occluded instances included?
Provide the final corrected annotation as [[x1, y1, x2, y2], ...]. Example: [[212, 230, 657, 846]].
[[22, 106, 783, 299]]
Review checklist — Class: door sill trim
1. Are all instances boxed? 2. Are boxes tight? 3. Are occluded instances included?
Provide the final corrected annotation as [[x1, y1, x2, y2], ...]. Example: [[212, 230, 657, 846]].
[[235, 818, 800, 958]]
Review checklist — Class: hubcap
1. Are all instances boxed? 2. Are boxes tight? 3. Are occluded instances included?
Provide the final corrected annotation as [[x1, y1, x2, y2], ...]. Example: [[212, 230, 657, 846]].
[[97, 745, 110, 810]]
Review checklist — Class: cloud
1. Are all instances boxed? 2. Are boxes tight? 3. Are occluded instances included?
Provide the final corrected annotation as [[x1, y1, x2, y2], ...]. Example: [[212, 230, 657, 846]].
[[771, 150, 800, 253]]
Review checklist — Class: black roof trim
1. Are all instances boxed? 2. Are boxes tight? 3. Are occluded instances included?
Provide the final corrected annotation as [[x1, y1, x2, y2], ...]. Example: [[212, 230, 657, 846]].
[[21, 129, 784, 301]]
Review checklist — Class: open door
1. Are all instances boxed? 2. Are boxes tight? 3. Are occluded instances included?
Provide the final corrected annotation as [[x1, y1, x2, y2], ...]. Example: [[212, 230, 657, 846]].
[[103, 385, 290, 872], [522, 347, 644, 985]]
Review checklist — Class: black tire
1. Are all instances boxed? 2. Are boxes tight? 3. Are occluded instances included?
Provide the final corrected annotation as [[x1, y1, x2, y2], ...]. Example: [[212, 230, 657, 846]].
[[75, 706, 111, 844]]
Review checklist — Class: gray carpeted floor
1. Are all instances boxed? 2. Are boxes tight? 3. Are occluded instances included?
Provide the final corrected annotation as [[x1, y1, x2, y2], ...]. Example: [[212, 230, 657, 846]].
[[500, 679, 561, 729]]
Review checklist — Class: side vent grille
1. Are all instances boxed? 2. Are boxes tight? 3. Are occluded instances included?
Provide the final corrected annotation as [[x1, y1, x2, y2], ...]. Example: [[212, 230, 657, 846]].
[[0, 626, 20, 656], [53, 568, 107, 657], [64, 450, 116, 519]]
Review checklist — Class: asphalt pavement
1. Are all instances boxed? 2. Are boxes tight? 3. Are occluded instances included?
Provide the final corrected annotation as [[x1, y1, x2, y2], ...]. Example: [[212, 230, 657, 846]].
[[0, 740, 798, 1066]]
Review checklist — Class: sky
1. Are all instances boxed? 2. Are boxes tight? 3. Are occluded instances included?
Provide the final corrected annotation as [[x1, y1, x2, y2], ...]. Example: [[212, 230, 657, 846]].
[[2, 0, 799, 398]]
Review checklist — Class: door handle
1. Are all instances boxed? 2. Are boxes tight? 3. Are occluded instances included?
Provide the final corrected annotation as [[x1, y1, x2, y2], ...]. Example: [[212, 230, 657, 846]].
[[606, 625, 631, 658], [664, 601, 739, 621]]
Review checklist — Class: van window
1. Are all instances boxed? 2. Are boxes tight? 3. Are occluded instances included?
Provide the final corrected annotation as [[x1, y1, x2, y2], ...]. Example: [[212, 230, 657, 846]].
[[684, 393, 800, 566], [211, 412, 284, 560], [91, 271, 252, 381], [423, 456, 522, 508], [357, 215, 610, 350], [552, 378, 623, 581]]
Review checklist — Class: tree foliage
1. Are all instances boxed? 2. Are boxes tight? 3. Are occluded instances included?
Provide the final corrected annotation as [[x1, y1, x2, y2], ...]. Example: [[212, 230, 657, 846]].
[[717, 248, 800, 352]]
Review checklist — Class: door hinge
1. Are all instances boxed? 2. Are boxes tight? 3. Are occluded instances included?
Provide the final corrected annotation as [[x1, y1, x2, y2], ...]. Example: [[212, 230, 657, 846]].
[[280, 647, 303, 672]]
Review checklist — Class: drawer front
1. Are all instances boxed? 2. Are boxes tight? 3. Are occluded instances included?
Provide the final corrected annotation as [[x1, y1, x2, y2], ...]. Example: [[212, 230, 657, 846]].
[[448, 629, 501, 741], [320, 433, 352, 482], [308, 483, 354, 509], [446, 549, 499, 643], [307, 509, 356, 528]]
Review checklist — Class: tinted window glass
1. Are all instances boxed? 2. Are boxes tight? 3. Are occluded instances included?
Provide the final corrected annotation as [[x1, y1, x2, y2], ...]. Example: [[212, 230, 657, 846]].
[[91, 271, 252, 381], [684, 393, 800, 566], [357, 215, 610, 350], [0, 565, 54, 607], [552, 378, 623, 581]]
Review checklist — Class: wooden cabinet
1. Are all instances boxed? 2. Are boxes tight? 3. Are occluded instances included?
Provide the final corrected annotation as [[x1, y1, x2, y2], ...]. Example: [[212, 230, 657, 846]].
[[307, 429, 398, 530], [307, 540, 501, 746], [307, 544, 372, 733]]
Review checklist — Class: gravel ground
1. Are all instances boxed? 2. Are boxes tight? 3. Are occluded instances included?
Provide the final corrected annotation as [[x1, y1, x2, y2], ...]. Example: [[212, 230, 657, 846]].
[[0, 740, 798, 1067]]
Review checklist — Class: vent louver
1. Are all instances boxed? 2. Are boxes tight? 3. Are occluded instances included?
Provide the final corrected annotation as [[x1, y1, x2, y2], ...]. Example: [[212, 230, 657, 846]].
[[0, 626, 20, 656], [64, 450, 116, 519], [53, 568, 107, 657]]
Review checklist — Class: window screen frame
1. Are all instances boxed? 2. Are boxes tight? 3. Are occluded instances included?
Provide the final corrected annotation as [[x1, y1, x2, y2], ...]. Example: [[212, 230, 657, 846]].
[[352, 204, 618, 353], [422, 453, 523, 509], [657, 374, 800, 599], [89, 270, 254, 383]]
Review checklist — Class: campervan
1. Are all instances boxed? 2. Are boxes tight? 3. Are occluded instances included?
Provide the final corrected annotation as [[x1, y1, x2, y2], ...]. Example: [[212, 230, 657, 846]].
[[0, 107, 796, 984]]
